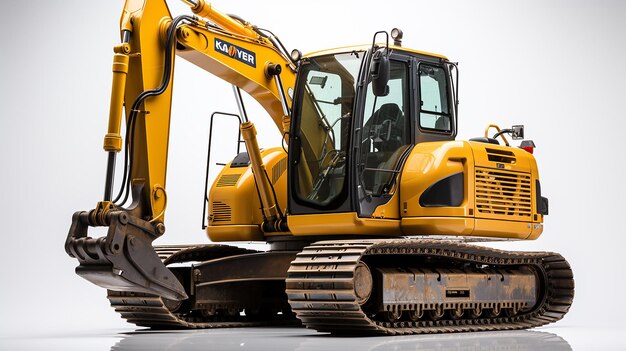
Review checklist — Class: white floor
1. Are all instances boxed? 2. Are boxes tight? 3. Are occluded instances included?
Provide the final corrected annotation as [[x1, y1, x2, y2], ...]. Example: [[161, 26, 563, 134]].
[[2, 325, 624, 351]]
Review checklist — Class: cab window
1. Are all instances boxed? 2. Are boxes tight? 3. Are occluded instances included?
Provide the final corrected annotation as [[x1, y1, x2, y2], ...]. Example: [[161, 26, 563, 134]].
[[419, 64, 451, 132]]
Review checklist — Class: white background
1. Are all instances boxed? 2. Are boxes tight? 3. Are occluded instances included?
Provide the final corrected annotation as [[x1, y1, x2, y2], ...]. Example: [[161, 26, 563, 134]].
[[1, 0, 625, 349]]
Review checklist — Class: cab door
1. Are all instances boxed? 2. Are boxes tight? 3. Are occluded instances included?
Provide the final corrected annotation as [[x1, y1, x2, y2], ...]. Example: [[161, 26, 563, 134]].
[[354, 54, 413, 217]]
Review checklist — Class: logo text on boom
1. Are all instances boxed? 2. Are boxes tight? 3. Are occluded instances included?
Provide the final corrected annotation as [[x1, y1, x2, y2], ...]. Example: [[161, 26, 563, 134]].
[[215, 39, 256, 68]]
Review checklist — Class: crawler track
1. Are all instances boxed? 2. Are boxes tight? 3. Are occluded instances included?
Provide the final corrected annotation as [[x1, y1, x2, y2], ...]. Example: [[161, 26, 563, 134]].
[[107, 245, 298, 329], [286, 239, 574, 335]]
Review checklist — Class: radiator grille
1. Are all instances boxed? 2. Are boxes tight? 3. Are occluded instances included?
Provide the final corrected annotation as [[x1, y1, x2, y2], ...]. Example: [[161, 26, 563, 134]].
[[216, 174, 241, 187], [211, 202, 232, 222], [475, 167, 532, 218]]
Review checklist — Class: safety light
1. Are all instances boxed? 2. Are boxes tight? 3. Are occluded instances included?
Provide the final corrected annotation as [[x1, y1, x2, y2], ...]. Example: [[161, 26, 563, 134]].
[[391, 28, 403, 46], [519, 140, 536, 154], [290, 49, 302, 63]]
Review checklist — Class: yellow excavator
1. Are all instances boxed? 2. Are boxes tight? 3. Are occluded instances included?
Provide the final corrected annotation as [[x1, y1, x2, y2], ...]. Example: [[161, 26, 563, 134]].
[[65, 0, 573, 334]]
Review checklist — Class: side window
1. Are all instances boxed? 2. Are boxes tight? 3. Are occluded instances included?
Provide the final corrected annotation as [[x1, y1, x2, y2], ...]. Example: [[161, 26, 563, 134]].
[[419, 64, 451, 132], [359, 60, 410, 196], [306, 72, 343, 150]]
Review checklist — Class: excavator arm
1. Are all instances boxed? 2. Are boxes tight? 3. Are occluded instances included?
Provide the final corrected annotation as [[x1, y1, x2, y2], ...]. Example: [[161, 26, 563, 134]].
[[65, 0, 296, 300]]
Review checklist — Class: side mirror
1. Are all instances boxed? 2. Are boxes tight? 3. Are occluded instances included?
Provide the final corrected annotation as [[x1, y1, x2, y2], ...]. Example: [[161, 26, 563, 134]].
[[512, 125, 524, 140], [370, 49, 390, 96]]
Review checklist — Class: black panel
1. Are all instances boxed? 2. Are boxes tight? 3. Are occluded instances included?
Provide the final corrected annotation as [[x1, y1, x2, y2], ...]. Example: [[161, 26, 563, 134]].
[[230, 152, 250, 168], [446, 289, 470, 298], [419, 172, 464, 207], [535, 180, 549, 215], [540, 196, 549, 216], [469, 137, 500, 145]]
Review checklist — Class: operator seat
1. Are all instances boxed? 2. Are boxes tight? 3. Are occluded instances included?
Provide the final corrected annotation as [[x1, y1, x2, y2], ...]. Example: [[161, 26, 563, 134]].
[[435, 116, 450, 131], [362, 103, 406, 193], [370, 103, 403, 152]]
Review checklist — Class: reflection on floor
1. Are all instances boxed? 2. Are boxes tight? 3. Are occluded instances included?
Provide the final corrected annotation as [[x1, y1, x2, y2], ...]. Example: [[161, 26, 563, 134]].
[[110, 327, 571, 351]]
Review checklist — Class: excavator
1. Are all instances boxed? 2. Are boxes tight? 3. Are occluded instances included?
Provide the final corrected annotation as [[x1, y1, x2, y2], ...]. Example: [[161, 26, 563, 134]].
[[65, 0, 574, 334]]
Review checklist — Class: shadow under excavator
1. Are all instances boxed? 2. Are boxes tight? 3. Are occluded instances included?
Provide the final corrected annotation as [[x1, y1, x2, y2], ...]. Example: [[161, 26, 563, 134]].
[[110, 327, 571, 351]]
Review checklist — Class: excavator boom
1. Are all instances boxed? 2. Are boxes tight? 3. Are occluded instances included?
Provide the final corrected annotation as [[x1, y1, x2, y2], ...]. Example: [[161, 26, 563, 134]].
[[66, 0, 295, 300]]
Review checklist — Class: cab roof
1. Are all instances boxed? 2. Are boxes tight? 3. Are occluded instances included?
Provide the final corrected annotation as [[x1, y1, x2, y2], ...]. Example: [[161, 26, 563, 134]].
[[305, 44, 448, 61]]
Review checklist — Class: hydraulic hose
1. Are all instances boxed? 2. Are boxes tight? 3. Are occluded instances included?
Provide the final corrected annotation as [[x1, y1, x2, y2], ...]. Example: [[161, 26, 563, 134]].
[[114, 15, 194, 206]]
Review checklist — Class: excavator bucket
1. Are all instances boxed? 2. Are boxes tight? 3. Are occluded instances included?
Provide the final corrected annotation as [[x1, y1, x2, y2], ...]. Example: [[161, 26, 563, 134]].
[[65, 211, 187, 301]]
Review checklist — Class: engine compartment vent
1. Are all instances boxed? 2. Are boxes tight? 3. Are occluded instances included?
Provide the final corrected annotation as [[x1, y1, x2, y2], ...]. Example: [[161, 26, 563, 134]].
[[486, 148, 516, 164], [211, 201, 232, 222], [216, 174, 241, 187], [475, 167, 532, 219], [272, 157, 288, 184]]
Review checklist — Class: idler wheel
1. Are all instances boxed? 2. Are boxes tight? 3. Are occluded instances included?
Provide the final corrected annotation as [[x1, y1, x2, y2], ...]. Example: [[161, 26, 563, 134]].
[[354, 262, 373, 305]]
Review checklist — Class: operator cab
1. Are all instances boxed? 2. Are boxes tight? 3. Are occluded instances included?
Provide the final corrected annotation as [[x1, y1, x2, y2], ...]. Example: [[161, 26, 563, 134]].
[[288, 39, 459, 218]]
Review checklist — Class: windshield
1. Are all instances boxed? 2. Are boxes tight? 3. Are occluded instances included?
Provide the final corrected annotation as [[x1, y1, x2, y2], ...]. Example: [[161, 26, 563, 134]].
[[293, 52, 362, 207]]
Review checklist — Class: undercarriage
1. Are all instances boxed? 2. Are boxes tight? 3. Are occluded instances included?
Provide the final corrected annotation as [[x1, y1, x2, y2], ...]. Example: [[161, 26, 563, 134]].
[[103, 239, 573, 334]]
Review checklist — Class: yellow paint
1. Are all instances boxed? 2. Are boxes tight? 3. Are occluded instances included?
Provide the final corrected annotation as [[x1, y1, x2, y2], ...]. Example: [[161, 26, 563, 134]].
[[206, 147, 288, 240], [397, 140, 544, 240], [207, 225, 264, 242], [103, 53, 129, 152], [239, 121, 280, 223], [474, 219, 531, 239], [400, 141, 474, 219], [209, 139, 545, 241], [109, 1, 546, 243], [176, 23, 296, 133], [190, 1, 262, 40], [287, 212, 401, 236], [401, 217, 475, 236], [371, 189, 401, 219], [110, 0, 294, 222]]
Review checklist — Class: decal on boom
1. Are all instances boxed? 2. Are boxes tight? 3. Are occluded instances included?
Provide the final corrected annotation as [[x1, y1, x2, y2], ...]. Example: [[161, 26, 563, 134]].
[[215, 38, 256, 68]]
